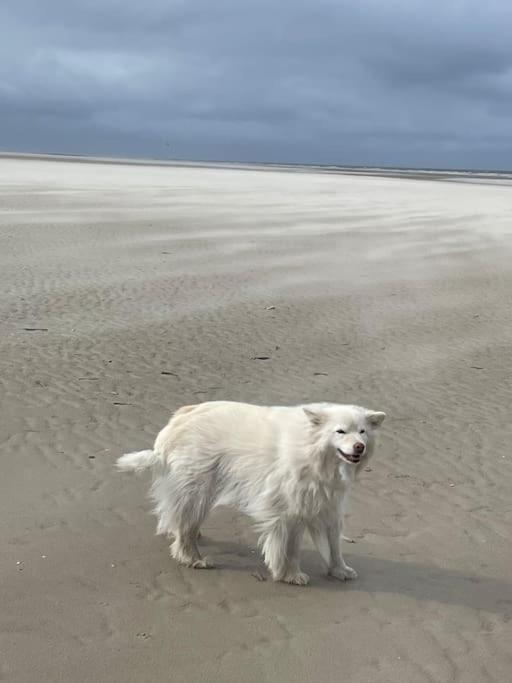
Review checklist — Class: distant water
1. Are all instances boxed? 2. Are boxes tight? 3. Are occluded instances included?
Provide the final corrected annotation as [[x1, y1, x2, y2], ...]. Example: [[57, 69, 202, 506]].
[[1, 151, 512, 185]]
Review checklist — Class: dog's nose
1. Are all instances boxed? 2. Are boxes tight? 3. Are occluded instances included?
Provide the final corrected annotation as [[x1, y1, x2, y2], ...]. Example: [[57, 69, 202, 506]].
[[353, 442, 365, 455]]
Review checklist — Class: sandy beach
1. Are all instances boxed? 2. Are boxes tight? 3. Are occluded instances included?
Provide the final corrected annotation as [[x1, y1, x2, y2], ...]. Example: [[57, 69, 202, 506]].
[[1, 156, 512, 682]]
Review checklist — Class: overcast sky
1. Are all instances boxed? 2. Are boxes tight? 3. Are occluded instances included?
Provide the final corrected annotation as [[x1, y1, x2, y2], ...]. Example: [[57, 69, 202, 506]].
[[1, 0, 512, 169]]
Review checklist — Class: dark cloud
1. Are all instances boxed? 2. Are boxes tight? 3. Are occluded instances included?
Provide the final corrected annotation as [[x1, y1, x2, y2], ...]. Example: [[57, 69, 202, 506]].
[[1, 0, 512, 168]]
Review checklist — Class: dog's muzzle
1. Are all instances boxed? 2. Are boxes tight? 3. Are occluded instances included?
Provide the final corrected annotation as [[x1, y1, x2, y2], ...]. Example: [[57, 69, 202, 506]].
[[337, 447, 364, 464]]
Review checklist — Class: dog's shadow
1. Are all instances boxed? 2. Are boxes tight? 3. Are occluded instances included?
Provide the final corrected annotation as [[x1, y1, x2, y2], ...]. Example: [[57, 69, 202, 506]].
[[200, 536, 512, 619]]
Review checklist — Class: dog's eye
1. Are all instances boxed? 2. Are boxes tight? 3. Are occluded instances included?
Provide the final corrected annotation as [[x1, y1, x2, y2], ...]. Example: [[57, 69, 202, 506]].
[[359, 429, 366, 434], [336, 429, 346, 434]]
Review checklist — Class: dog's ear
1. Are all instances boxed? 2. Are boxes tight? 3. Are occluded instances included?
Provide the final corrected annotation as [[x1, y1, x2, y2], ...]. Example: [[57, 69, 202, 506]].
[[366, 411, 386, 428], [303, 407, 325, 426]]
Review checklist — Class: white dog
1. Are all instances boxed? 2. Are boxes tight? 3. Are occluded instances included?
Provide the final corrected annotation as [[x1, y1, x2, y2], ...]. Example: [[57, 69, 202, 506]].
[[117, 401, 385, 585]]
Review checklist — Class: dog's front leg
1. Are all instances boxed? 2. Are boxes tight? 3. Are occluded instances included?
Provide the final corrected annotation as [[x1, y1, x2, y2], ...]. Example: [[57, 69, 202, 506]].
[[309, 518, 357, 581], [325, 519, 358, 581], [282, 521, 309, 585], [261, 519, 309, 585]]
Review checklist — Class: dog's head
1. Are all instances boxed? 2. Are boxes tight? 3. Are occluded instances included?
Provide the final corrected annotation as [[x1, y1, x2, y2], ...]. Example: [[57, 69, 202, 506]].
[[303, 403, 386, 471]]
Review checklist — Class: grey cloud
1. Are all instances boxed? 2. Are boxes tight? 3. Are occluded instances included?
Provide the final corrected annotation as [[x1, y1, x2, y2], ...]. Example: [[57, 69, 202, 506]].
[[1, 0, 512, 168]]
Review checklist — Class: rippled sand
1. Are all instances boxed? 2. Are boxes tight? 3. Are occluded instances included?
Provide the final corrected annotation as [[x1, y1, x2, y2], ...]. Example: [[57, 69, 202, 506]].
[[2, 156, 512, 682]]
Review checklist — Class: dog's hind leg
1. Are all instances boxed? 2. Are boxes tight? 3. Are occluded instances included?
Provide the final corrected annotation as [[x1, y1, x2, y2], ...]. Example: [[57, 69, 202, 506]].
[[152, 467, 215, 568], [172, 483, 216, 568], [171, 531, 211, 569], [151, 475, 178, 537]]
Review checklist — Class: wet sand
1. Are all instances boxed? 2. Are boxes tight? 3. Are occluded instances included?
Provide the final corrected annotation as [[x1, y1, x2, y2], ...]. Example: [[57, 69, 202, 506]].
[[1, 157, 512, 682]]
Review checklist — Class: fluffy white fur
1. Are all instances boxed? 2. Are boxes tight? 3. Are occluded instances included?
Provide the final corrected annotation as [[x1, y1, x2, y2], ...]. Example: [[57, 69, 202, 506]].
[[117, 401, 385, 585]]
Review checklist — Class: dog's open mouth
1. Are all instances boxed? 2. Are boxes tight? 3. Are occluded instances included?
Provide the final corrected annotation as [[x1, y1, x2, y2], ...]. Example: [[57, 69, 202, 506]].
[[337, 449, 361, 464]]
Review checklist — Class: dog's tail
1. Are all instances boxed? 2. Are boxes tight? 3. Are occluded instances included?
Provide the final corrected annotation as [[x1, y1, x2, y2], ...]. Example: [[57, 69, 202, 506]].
[[116, 449, 160, 473]]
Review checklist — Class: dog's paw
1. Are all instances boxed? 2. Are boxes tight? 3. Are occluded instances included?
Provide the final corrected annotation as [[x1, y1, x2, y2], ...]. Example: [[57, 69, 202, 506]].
[[281, 571, 310, 586], [341, 534, 356, 544], [329, 565, 358, 581], [191, 558, 215, 569]]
